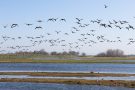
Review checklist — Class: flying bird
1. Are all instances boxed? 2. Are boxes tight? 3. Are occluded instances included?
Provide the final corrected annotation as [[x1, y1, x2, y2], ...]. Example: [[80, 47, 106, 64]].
[[11, 24, 18, 28], [76, 18, 83, 22], [55, 31, 61, 34], [47, 18, 54, 22], [60, 19, 66, 22], [3, 25, 8, 28], [104, 5, 108, 8], [37, 20, 43, 23], [35, 26, 43, 29], [26, 24, 33, 26]]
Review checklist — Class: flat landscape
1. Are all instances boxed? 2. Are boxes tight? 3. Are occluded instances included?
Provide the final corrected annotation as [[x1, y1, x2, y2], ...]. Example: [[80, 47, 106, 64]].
[[0, 54, 135, 88], [0, 71, 135, 88], [0, 54, 135, 64], [1, 0, 135, 89]]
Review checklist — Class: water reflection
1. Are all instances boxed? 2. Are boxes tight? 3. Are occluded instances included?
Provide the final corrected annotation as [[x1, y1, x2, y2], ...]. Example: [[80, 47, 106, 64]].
[[0, 82, 134, 90], [0, 75, 135, 81], [0, 63, 135, 74]]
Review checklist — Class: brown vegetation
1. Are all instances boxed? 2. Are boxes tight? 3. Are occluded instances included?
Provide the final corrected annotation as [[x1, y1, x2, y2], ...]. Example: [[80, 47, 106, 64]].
[[0, 72, 134, 77], [0, 78, 135, 88]]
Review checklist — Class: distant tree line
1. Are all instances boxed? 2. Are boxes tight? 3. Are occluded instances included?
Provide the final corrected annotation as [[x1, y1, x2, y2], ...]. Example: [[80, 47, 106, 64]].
[[15, 49, 86, 56], [95, 49, 124, 57]]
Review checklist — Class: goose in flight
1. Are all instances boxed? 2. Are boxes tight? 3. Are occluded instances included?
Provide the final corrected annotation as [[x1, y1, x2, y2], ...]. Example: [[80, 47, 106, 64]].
[[76, 18, 83, 22], [60, 19, 66, 22], [104, 5, 108, 8], [65, 33, 69, 35], [37, 20, 43, 23], [113, 20, 118, 24], [3, 25, 8, 28], [53, 18, 58, 21], [35, 26, 43, 29], [47, 33, 51, 35], [26, 24, 33, 26], [90, 30, 96, 32], [55, 31, 61, 34], [11, 24, 18, 28]]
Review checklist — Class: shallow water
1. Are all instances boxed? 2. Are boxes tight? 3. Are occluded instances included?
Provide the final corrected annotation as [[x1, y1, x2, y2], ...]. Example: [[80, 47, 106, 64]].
[[0, 63, 135, 74], [0, 75, 135, 81], [0, 82, 134, 90]]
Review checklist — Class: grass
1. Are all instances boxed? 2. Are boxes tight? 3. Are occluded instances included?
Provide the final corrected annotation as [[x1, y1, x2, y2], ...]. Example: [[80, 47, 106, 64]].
[[0, 59, 135, 64], [32, 59, 135, 64], [0, 72, 134, 77], [0, 72, 135, 88], [0, 54, 135, 64], [0, 54, 135, 88], [0, 78, 135, 88]]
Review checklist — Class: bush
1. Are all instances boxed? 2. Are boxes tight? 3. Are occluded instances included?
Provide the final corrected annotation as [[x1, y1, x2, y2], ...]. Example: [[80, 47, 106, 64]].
[[81, 53, 86, 57], [96, 52, 106, 57], [96, 49, 124, 57], [50, 51, 58, 55]]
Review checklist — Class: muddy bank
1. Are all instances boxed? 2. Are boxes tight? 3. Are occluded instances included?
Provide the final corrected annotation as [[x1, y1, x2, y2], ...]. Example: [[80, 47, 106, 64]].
[[0, 72, 134, 77], [0, 78, 135, 88]]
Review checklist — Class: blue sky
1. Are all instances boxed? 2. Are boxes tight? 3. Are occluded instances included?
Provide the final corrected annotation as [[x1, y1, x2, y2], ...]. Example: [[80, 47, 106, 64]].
[[0, 0, 135, 55]]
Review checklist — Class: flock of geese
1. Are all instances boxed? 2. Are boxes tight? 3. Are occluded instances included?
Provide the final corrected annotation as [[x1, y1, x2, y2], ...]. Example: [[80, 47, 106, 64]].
[[0, 5, 135, 53]]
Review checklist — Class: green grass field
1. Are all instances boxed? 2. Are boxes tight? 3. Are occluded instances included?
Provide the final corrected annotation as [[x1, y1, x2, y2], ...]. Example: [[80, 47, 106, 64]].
[[0, 54, 135, 64]]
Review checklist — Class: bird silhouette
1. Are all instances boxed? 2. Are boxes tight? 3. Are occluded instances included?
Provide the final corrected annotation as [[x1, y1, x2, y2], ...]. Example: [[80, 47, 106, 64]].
[[26, 24, 33, 26], [48, 18, 54, 22], [113, 20, 118, 24], [104, 5, 108, 8], [76, 18, 83, 22], [55, 31, 61, 34], [65, 33, 69, 35], [60, 19, 66, 22], [1, 17, 135, 53], [3, 25, 8, 28], [37, 20, 43, 23], [53, 18, 58, 21], [11, 24, 18, 28], [35, 26, 43, 29]]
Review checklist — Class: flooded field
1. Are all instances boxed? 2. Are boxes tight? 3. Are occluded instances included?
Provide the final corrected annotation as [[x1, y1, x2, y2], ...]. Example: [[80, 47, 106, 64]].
[[0, 75, 135, 81], [0, 63, 135, 88], [0, 63, 135, 74], [0, 82, 134, 90]]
